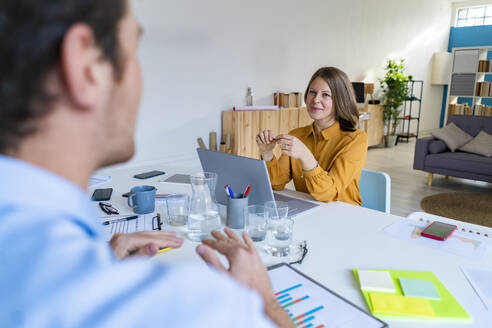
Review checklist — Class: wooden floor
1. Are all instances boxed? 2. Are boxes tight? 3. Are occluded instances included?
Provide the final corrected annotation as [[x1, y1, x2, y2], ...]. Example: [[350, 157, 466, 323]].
[[364, 139, 492, 217]]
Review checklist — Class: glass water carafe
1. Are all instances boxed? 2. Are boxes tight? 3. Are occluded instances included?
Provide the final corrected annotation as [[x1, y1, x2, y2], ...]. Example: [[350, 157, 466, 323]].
[[187, 172, 221, 241]]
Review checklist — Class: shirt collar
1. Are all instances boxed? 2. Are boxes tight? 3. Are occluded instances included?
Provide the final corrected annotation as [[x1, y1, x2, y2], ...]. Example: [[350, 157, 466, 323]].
[[0, 155, 100, 235], [303, 121, 341, 140]]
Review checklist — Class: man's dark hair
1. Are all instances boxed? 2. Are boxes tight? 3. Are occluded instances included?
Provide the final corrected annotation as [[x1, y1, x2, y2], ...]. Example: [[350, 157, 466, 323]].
[[0, 0, 127, 153]]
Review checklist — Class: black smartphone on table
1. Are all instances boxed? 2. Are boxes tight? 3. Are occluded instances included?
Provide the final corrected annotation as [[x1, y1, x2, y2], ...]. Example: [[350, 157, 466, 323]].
[[91, 188, 113, 201], [133, 170, 165, 179]]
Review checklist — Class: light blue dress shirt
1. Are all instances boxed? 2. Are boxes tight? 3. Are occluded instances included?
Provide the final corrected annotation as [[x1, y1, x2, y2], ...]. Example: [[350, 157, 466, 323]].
[[0, 155, 275, 328]]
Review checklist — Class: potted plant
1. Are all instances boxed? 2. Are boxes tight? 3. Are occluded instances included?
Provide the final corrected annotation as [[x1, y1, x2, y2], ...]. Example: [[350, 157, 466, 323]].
[[379, 58, 409, 147]]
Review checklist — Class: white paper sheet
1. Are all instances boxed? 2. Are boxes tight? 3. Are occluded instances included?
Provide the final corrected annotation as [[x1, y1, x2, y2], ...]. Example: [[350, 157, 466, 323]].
[[89, 174, 111, 187], [383, 218, 488, 259], [461, 267, 492, 310]]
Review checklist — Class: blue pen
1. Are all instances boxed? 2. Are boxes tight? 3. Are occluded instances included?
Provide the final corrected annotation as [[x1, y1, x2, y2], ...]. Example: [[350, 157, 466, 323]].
[[224, 185, 231, 197], [227, 186, 235, 198]]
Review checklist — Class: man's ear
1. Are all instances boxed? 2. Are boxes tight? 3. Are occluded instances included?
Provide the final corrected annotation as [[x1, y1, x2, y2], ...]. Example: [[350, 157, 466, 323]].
[[60, 23, 107, 110]]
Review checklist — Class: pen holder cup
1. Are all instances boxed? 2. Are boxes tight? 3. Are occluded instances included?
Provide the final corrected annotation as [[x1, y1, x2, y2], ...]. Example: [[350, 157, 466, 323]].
[[226, 195, 248, 229]]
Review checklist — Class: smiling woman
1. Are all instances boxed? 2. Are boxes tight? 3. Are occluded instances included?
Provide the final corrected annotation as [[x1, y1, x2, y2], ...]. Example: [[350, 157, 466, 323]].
[[256, 67, 368, 205]]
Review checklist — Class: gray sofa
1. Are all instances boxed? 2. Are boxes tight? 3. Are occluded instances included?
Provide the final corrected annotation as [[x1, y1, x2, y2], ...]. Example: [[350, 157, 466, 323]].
[[413, 115, 492, 186]]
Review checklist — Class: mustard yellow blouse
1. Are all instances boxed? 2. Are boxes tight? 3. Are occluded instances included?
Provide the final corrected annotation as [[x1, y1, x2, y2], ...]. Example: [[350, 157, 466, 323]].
[[266, 122, 368, 205]]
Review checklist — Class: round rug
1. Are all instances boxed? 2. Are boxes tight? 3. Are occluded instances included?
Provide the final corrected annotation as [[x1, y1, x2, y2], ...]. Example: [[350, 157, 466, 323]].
[[420, 192, 492, 228]]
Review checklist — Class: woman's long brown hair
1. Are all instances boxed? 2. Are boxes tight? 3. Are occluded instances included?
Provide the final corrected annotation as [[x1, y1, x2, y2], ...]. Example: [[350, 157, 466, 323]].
[[304, 67, 359, 132]]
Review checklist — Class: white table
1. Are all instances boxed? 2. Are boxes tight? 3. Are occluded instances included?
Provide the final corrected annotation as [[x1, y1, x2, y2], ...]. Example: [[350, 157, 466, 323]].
[[93, 164, 492, 327]]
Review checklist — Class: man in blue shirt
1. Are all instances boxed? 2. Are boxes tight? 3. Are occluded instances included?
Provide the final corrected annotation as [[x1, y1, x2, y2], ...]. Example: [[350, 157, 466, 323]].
[[0, 1, 294, 327]]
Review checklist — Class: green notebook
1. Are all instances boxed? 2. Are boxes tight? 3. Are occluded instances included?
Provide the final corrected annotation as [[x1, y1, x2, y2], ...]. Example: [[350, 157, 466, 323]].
[[353, 269, 471, 322]]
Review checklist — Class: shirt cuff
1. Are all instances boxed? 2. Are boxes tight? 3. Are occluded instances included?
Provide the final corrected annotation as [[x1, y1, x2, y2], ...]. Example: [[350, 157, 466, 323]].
[[302, 165, 324, 178]]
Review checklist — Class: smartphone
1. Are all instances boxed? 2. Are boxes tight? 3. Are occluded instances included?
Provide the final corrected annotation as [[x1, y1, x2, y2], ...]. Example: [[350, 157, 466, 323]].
[[91, 188, 113, 201], [421, 221, 457, 241], [133, 170, 165, 179], [122, 191, 131, 198]]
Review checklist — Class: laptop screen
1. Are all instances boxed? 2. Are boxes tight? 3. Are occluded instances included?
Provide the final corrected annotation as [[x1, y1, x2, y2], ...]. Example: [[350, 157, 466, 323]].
[[197, 148, 275, 206]]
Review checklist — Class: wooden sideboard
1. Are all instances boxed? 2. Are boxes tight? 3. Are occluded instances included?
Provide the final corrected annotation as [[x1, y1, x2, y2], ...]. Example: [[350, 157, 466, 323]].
[[222, 105, 383, 159], [359, 104, 384, 147]]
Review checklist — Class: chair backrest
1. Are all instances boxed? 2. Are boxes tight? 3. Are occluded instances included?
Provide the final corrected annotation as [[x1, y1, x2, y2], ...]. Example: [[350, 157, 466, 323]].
[[359, 169, 391, 213]]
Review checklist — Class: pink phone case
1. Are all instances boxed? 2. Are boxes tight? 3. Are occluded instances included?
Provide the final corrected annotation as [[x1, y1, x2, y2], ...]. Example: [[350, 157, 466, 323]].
[[421, 222, 457, 241]]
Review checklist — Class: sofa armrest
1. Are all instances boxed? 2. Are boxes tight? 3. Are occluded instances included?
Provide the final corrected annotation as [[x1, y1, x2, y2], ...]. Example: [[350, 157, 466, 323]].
[[413, 137, 435, 170]]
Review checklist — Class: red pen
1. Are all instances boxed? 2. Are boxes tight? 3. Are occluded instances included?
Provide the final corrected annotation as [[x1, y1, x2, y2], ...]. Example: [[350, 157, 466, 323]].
[[244, 185, 251, 197]]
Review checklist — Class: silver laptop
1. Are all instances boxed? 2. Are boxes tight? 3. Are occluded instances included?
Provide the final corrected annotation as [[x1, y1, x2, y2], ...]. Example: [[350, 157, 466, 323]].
[[197, 148, 319, 218]]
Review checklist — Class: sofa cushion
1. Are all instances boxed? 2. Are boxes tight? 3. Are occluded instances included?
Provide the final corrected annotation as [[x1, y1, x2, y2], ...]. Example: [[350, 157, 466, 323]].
[[428, 140, 448, 154], [458, 130, 492, 157], [432, 122, 473, 152], [426, 151, 492, 175]]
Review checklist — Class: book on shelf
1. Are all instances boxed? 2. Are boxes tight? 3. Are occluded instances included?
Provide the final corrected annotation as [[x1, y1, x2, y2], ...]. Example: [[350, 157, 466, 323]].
[[288, 93, 297, 107], [273, 91, 303, 108], [473, 104, 492, 116], [478, 60, 492, 72], [448, 103, 472, 116], [475, 82, 492, 97]]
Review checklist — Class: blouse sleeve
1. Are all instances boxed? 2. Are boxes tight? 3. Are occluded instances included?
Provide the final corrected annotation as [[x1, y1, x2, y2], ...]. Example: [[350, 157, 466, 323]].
[[265, 154, 292, 191], [302, 133, 368, 202]]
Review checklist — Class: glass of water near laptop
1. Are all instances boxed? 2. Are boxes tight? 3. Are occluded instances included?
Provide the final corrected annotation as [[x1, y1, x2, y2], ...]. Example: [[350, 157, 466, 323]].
[[264, 201, 294, 257], [245, 205, 267, 242], [243, 200, 295, 257]]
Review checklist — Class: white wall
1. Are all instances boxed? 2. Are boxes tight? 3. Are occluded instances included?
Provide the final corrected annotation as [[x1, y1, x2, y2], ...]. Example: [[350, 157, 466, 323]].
[[128, 0, 452, 167]]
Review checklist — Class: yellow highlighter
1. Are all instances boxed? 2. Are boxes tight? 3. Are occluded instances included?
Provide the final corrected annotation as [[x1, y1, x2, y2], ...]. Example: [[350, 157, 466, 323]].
[[157, 247, 173, 254]]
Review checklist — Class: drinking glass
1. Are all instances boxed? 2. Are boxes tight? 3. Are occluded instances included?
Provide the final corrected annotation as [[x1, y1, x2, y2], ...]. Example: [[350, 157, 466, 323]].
[[267, 218, 294, 256], [244, 205, 266, 242], [264, 201, 289, 221], [166, 195, 189, 226]]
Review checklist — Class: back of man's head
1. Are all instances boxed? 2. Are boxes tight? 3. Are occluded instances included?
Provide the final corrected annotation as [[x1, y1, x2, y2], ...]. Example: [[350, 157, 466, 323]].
[[0, 0, 126, 154]]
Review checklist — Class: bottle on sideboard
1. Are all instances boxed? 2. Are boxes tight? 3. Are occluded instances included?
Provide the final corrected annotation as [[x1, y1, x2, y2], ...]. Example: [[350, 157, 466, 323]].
[[246, 87, 253, 106]]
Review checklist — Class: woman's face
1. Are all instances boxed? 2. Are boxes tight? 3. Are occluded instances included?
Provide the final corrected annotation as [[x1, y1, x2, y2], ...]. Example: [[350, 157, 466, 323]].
[[306, 76, 335, 122]]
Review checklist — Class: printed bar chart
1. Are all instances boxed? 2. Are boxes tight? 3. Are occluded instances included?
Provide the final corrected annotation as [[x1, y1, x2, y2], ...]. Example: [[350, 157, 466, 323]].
[[275, 283, 302, 296], [268, 264, 386, 327]]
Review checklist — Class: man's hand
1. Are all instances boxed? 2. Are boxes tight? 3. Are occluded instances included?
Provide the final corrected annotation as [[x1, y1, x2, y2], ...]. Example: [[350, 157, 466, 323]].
[[110, 231, 184, 259], [196, 228, 295, 328]]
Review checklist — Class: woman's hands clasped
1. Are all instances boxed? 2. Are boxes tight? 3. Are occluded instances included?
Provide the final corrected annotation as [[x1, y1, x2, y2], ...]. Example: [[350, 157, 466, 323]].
[[275, 134, 311, 160], [256, 130, 318, 171]]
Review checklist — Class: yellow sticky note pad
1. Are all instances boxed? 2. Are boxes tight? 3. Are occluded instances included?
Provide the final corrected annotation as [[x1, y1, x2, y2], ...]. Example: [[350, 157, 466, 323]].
[[369, 293, 435, 317]]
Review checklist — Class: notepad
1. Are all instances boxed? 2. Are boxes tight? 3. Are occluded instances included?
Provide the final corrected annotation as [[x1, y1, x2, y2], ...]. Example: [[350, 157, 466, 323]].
[[358, 270, 396, 293], [400, 278, 440, 300], [353, 269, 471, 322], [369, 293, 435, 317]]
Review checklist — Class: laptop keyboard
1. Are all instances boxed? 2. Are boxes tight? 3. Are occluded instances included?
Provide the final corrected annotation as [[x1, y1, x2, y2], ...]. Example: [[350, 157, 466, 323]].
[[273, 193, 319, 217]]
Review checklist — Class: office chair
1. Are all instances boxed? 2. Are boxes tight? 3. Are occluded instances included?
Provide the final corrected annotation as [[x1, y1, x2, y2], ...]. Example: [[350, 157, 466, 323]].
[[359, 169, 391, 213]]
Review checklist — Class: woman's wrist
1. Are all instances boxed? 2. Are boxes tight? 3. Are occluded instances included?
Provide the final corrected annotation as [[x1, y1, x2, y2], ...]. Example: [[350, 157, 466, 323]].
[[301, 154, 318, 171], [261, 151, 274, 162]]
